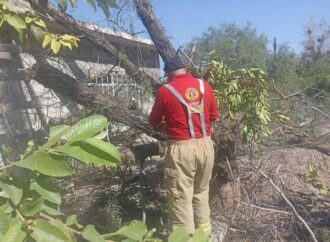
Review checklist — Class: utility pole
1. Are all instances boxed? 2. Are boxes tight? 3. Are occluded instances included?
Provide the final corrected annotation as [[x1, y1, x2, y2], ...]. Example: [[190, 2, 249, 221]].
[[273, 37, 277, 55]]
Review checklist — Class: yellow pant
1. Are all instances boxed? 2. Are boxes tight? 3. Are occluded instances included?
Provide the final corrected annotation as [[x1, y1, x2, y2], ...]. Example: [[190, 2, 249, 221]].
[[164, 137, 214, 234]]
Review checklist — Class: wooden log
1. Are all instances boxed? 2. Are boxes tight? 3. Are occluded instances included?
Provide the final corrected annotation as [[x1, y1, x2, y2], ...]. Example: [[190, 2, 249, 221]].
[[134, 0, 176, 63]]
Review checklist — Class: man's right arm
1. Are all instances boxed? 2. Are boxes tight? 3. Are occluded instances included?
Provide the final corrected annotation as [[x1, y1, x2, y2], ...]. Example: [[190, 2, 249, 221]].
[[149, 88, 165, 128]]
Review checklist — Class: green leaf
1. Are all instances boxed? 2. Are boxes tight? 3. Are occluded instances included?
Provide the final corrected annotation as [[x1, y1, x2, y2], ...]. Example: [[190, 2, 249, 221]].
[[25, 16, 33, 24], [53, 145, 117, 166], [60, 40, 72, 50], [0, 175, 23, 206], [120, 239, 135, 242], [0, 201, 14, 214], [6, 15, 27, 30], [13, 154, 34, 171], [30, 177, 61, 204], [1, 220, 26, 242], [1, 1, 18, 13], [34, 152, 73, 177], [0, 15, 4, 28], [0, 207, 9, 237], [82, 225, 104, 242], [84, 0, 96, 11], [82, 138, 120, 163], [42, 33, 52, 48], [49, 219, 76, 242], [31, 219, 69, 242], [51, 38, 61, 54], [39, 125, 70, 151], [168, 228, 190, 242], [14, 152, 73, 177], [42, 204, 64, 216], [34, 19, 47, 29], [31, 25, 45, 43], [56, 0, 68, 11], [19, 197, 44, 217], [104, 220, 147, 241], [66, 215, 83, 229], [62, 115, 108, 145]]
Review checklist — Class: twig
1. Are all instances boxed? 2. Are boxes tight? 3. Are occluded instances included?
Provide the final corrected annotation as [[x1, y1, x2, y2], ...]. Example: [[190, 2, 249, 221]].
[[300, 96, 330, 120], [237, 200, 292, 215], [0, 163, 14, 171], [250, 161, 319, 242], [268, 80, 305, 101], [315, 131, 330, 141]]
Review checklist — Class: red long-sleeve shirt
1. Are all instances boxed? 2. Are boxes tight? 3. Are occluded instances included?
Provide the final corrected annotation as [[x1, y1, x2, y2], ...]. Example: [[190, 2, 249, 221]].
[[149, 73, 218, 140]]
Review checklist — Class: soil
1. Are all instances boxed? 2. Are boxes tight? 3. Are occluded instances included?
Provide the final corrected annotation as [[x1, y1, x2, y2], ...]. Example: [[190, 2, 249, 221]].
[[60, 146, 330, 241]]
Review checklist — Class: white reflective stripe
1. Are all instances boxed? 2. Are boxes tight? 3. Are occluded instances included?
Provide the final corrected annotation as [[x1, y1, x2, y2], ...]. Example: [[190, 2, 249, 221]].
[[199, 97, 207, 137], [198, 79, 205, 94], [164, 84, 195, 138], [198, 79, 207, 137], [164, 81, 207, 138]]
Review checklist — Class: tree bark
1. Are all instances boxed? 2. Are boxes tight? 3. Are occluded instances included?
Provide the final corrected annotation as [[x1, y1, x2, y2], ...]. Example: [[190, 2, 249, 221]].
[[134, 0, 176, 63]]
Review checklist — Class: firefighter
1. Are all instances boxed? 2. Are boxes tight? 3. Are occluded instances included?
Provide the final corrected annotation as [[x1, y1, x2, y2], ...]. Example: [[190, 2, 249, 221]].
[[149, 56, 218, 236]]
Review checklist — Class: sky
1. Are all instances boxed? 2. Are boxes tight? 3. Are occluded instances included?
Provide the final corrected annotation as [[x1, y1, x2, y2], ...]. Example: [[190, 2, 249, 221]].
[[150, 0, 330, 53], [72, 0, 330, 54]]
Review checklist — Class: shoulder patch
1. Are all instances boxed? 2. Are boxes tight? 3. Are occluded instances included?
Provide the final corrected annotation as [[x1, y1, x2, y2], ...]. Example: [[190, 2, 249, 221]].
[[185, 87, 199, 101]]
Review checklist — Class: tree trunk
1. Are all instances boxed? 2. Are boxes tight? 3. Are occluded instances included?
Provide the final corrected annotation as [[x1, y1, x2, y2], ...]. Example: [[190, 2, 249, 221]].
[[133, 0, 177, 63]]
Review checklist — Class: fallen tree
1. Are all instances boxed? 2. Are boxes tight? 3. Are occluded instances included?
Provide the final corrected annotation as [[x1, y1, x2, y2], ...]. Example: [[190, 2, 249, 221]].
[[33, 58, 166, 141], [27, 0, 161, 88]]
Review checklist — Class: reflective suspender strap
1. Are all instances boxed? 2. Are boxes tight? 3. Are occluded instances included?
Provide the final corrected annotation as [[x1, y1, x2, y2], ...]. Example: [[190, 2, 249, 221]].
[[164, 84, 196, 138], [198, 79, 207, 137]]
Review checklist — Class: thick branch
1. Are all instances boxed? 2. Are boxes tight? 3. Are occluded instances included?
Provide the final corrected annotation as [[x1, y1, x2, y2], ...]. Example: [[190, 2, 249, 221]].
[[34, 59, 166, 141], [134, 0, 176, 63]]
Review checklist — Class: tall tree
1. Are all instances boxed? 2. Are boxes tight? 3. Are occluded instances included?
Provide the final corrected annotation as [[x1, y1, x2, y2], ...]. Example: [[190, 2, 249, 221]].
[[186, 22, 268, 70]]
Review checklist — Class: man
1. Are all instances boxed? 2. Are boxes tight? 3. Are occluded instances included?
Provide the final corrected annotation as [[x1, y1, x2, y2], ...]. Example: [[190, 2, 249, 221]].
[[149, 56, 218, 235]]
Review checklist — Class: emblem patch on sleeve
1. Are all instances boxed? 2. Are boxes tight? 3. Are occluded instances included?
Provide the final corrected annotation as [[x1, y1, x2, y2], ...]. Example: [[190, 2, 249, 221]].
[[185, 87, 200, 101]]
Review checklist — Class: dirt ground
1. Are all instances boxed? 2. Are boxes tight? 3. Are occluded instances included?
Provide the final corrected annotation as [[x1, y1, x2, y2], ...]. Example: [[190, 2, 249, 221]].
[[216, 147, 330, 242], [60, 146, 330, 241]]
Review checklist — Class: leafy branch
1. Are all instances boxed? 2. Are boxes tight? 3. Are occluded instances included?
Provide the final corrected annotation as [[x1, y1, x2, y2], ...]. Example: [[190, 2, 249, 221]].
[[0, 0, 79, 53]]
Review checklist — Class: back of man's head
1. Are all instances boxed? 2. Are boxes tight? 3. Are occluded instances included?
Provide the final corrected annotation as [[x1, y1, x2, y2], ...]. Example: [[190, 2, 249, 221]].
[[164, 56, 186, 76]]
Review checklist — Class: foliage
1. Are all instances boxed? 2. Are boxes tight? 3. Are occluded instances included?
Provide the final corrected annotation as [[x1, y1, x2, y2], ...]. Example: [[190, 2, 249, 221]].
[[266, 44, 300, 93], [205, 60, 271, 141], [0, 0, 79, 53], [187, 22, 268, 70], [301, 55, 330, 95], [0, 115, 120, 241], [0, 115, 207, 242], [298, 165, 328, 194]]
